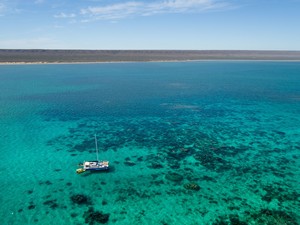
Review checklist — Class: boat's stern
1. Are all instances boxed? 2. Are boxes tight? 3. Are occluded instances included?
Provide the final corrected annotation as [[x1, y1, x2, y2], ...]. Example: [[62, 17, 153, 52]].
[[76, 168, 85, 174]]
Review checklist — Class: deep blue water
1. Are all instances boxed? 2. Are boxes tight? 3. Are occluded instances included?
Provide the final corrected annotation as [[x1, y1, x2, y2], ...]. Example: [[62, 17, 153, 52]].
[[0, 61, 299, 225]]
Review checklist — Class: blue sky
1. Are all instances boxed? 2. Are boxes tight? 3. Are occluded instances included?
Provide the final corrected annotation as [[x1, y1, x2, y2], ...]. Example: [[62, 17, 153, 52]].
[[0, 0, 300, 50]]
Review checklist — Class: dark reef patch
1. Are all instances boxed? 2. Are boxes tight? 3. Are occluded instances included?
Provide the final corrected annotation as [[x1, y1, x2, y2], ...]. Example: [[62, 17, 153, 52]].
[[262, 184, 300, 203], [45, 117, 216, 164], [201, 175, 216, 182], [28, 204, 36, 210], [43, 199, 59, 209], [183, 183, 201, 191], [213, 145, 249, 157], [39, 180, 53, 185], [102, 200, 108, 205], [194, 151, 232, 172], [251, 209, 298, 225], [114, 186, 153, 202], [148, 162, 164, 169], [83, 207, 110, 224], [70, 212, 78, 218], [229, 215, 248, 225], [70, 194, 92, 205], [213, 209, 299, 225], [212, 215, 247, 225], [165, 172, 183, 183]]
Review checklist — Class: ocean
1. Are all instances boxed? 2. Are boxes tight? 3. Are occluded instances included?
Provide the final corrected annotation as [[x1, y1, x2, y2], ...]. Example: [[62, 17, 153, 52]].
[[0, 61, 299, 225]]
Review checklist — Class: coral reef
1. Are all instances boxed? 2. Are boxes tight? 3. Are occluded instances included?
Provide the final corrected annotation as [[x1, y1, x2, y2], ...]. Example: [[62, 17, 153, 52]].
[[183, 183, 201, 191], [193, 151, 232, 172], [70, 194, 91, 205], [83, 207, 110, 224], [43, 199, 59, 209], [28, 204, 36, 210], [213, 209, 299, 225], [212, 215, 247, 225], [251, 209, 298, 225], [165, 172, 183, 182], [262, 184, 300, 203]]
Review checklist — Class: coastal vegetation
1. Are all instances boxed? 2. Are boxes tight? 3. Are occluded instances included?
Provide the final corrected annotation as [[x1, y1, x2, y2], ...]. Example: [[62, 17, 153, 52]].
[[1, 49, 300, 63]]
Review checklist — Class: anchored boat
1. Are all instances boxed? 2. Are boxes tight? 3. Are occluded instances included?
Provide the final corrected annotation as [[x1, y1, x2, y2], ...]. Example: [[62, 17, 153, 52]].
[[76, 135, 109, 174]]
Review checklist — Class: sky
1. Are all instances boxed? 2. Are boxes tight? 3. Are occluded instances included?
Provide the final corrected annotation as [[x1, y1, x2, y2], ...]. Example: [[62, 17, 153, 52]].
[[0, 0, 300, 50]]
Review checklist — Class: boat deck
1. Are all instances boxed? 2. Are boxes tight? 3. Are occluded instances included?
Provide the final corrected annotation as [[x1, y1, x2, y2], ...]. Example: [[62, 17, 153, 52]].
[[83, 161, 109, 170]]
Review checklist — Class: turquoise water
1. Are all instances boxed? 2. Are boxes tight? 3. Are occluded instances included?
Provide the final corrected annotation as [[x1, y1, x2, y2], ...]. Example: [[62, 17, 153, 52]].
[[0, 61, 299, 225]]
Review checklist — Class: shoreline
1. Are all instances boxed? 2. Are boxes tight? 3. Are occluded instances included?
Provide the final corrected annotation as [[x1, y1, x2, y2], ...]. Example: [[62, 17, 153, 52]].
[[1, 59, 300, 65], [1, 50, 300, 65]]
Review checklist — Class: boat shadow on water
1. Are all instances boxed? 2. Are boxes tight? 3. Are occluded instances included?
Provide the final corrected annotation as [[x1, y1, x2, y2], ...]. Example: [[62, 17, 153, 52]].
[[79, 168, 113, 177]]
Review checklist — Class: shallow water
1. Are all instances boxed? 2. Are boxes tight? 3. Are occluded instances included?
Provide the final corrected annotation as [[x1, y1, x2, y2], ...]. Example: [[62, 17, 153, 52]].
[[0, 61, 299, 225]]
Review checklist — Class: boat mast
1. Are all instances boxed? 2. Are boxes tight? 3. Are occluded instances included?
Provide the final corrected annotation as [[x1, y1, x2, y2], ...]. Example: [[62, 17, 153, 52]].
[[95, 134, 99, 161]]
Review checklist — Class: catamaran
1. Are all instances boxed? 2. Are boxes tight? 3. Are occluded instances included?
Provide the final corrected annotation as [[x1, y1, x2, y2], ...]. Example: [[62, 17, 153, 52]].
[[76, 135, 109, 174]]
